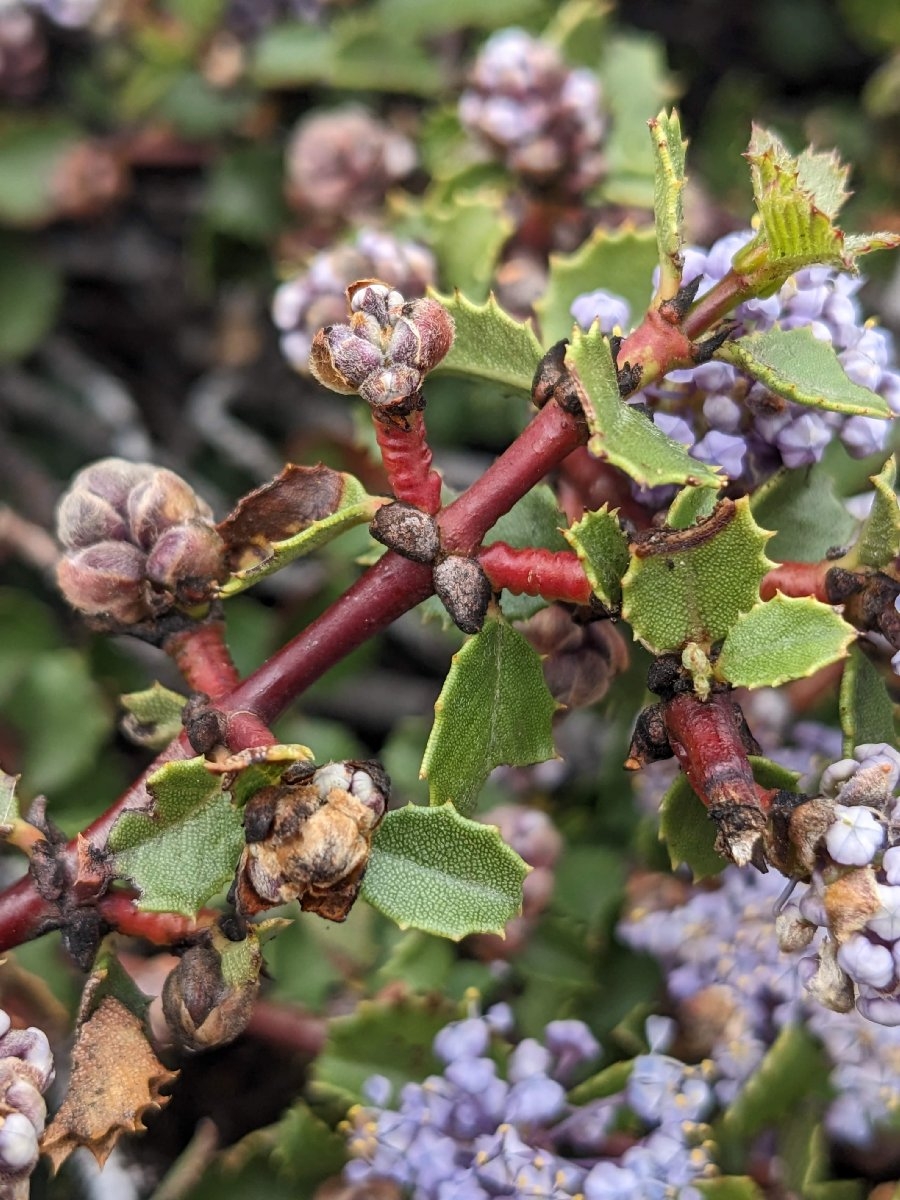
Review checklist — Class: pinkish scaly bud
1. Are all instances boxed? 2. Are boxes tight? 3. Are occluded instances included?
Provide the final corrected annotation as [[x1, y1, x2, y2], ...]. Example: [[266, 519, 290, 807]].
[[144, 521, 226, 593], [56, 542, 151, 624], [432, 555, 493, 634], [56, 489, 129, 550], [68, 458, 155, 514], [349, 280, 404, 326], [309, 327, 361, 395], [330, 329, 385, 388], [127, 469, 214, 551], [397, 298, 455, 372], [358, 364, 423, 409]]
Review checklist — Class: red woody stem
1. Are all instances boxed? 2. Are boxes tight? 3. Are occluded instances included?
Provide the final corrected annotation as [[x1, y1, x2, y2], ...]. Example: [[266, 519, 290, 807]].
[[373, 409, 443, 514], [478, 543, 593, 604]]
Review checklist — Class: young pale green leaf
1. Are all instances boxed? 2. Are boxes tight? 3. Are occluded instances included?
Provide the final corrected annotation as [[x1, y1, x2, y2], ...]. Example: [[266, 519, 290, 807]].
[[217, 464, 379, 598], [310, 995, 454, 1108], [109, 757, 244, 916], [568, 1060, 634, 1106], [660, 756, 801, 879], [430, 290, 543, 394], [622, 497, 774, 654], [695, 1180, 767, 1200], [718, 328, 892, 418], [421, 617, 557, 815], [119, 683, 187, 751], [565, 327, 720, 489], [839, 644, 896, 756], [535, 224, 659, 346], [649, 109, 687, 299], [666, 485, 719, 530], [750, 463, 857, 562], [854, 454, 900, 569], [563, 506, 630, 609], [362, 803, 528, 940], [219, 743, 315, 809], [0, 770, 19, 832], [736, 127, 900, 281], [721, 1024, 831, 1142], [717, 595, 855, 689]]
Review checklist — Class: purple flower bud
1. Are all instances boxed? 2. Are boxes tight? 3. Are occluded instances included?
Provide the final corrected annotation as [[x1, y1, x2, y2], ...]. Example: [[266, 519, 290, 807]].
[[825, 804, 884, 865], [433, 1019, 491, 1064], [652, 411, 695, 448], [867, 884, 900, 940], [544, 1020, 601, 1080], [691, 430, 747, 478], [840, 415, 888, 459], [0, 1111, 38, 1175], [570, 289, 631, 334], [363, 1074, 393, 1106], [856, 993, 900, 1026], [837, 933, 894, 989], [507, 1038, 552, 1082], [584, 1160, 642, 1200], [774, 412, 832, 468], [883, 846, 900, 885], [505, 1075, 566, 1125]]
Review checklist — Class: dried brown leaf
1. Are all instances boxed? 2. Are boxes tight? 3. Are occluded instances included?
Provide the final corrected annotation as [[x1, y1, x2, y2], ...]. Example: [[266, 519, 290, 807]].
[[41, 997, 177, 1171]]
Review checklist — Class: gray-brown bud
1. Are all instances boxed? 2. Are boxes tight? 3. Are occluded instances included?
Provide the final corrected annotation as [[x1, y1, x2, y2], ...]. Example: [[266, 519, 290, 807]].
[[369, 502, 440, 564], [162, 940, 260, 1053], [433, 556, 493, 634]]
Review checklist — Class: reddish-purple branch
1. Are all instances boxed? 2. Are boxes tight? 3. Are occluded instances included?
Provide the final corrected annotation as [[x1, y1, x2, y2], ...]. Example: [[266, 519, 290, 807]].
[[479, 542, 593, 604], [97, 891, 217, 943], [0, 402, 586, 952], [373, 410, 443, 514], [761, 561, 831, 603]]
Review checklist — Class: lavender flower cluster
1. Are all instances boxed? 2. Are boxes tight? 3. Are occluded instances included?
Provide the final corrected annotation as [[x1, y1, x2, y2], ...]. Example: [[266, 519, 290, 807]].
[[343, 1009, 718, 1199], [620, 746, 900, 1149], [459, 29, 606, 195], [571, 230, 900, 487], [272, 231, 437, 374]]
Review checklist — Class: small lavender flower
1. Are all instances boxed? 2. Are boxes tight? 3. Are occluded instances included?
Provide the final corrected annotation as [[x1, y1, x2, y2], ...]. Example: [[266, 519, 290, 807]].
[[825, 804, 884, 866]]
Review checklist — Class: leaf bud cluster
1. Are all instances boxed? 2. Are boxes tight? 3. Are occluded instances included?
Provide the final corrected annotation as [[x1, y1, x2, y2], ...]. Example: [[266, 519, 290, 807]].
[[234, 759, 389, 922], [0, 1009, 54, 1193], [56, 458, 226, 627], [309, 280, 454, 417]]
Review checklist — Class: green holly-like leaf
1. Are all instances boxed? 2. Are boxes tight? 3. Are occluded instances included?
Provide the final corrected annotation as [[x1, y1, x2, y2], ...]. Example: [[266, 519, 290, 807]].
[[853, 454, 900, 569], [79, 940, 152, 1022], [119, 683, 187, 751], [733, 127, 900, 286], [0, 117, 80, 227], [565, 327, 720, 489], [535, 224, 659, 346], [839, 644, 896, 756], [597, 31, 674, 208], [666, 485, 719, 530], [362, 803, 529, 940], [718, 328, 892, 418], [430, 290, 543, 394], [422, 190, 514, 301], [217, 464, 379, 598], [108, 757, 244, 916], [717, 595, 855, 689], [310, 995, 455, 1109], [660, 757, 802, 879], [421, 617, 557, 815], [250, 24, 334, 87], [0, 770, 19, 833], [271, 1099, 348, 1186], [563, 506, 630, 609], [721, 1024, 831, 1142], [750, 464, 857, 562], [0, 234, 61, 362], [649, 109, 687, 299], [622, 497, 773, 654]]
